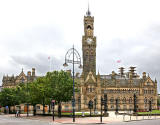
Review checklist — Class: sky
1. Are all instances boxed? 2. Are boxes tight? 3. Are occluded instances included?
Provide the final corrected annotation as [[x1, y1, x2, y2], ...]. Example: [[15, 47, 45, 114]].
[[0, 0, 160, 93]]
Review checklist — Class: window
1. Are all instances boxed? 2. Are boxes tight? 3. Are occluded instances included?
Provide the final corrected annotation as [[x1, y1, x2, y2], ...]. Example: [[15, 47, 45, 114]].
[[144, 97, 147, 104], [122, 97, 126, 104], [78, 97, 81, 111], [111, 105, 114, 109], [36, 106, 40, 110], [110, 97, 114, 103], [129, 97, 132, 104]]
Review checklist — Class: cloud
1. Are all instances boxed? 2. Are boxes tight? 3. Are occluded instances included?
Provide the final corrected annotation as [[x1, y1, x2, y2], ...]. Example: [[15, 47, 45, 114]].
[[10, 53, 63, 76]]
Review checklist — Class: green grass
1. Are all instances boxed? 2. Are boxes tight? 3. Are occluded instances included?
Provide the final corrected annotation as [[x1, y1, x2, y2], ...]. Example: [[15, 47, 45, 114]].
[[54, 112, 93, 116], [138, 110, 160, 114]]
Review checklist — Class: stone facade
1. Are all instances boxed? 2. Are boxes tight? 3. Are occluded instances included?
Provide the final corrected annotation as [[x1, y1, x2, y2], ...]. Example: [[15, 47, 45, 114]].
[[73, 9, 158, 111], [1, 9, 158, 112], [2, 68, 36, 88]]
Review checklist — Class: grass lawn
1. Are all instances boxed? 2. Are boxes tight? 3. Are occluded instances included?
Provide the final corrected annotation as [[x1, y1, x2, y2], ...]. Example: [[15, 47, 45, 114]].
[[54, 112, 95, 116], [138, 110, 160, 114]]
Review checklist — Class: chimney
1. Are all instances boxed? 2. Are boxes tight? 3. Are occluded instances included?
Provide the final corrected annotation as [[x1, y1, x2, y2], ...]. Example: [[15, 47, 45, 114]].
[[142, 72, 146, 79], [32, 68, 35, 77], [111, 71, 116, 79], [119, 67, 125, 77], [129, 67, 136, 78]]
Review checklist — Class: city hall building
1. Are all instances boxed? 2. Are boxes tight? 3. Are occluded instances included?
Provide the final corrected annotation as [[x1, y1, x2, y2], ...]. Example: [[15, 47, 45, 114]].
[[73, 9, 158, 111], [2, 9, 158, 112]]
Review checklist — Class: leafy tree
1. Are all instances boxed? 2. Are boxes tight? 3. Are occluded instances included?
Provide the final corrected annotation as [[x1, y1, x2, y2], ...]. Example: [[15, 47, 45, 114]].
[[0, 88, 20, 113], [46, 70, 74, 117], [34, 77, 51, 115]]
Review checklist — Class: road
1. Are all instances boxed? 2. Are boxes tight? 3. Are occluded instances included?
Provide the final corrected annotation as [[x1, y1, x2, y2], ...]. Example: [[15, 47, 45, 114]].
[[0, 115, 160, 125], [0, 115, 54, 125]]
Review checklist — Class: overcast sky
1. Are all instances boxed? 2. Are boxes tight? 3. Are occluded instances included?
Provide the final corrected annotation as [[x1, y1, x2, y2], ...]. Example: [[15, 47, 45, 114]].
[[0, 0, 160, 93]]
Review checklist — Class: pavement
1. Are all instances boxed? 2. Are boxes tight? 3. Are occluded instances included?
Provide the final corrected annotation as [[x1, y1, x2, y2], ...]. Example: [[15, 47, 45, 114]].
[[1, 111, 160, 125]]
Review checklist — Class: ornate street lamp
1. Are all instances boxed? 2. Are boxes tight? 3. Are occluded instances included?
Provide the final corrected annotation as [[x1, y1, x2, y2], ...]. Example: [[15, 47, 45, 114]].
[[27, 75, 30, 117], [63, 45, 82, 122], [149, 100, 152, 112], [133, 93, 137, 113], [100, 96, 104, 123], [115, 98, 118, 113], [104, 94, 108, 114]]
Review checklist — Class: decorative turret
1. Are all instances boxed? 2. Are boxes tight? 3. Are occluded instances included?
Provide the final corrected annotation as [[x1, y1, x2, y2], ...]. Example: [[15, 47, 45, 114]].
[[142, 72, 146, 79], [155, 78, 157, 83], [32, 68, 35, 77], [129, 66, 136, 79], [119, 67, 125, 77]]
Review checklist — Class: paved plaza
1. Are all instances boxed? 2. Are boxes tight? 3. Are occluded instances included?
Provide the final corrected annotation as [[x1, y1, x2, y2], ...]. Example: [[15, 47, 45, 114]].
[[1, 111, 160, 125]]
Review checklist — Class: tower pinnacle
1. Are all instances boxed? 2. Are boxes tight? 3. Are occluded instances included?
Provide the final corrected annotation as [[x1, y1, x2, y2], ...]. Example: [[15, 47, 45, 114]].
[[86, 2, 91, 16]]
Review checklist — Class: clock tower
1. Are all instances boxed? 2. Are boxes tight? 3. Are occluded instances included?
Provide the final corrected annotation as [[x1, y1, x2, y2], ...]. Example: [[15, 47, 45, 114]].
[[82, 8, 96, 79]]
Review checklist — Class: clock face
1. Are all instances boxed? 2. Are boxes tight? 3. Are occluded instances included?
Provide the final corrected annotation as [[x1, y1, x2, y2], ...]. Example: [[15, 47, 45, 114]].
[[87, 38, 92, 44]]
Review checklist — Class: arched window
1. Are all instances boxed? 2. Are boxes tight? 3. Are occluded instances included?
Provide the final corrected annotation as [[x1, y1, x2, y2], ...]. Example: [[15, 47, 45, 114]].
[[78, 96, 81, 111], [144, 97, 147, 104], [122, 97, 126, 104], [110, 97, 114, 103], [150, 97, 153, 103], [129, 97, 132, 104]]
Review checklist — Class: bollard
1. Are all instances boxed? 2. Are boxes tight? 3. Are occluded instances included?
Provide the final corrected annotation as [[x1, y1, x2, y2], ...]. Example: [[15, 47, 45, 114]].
[[130, 114, 131, 121], [123, 114, 125, 122], [143, 115, 144, 120], [136, 115, 138, 120]]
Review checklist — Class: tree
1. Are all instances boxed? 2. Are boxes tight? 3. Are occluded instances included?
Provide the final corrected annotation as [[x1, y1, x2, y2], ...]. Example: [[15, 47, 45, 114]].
[[0, 88, 20, 113], [46, 70, 74, 117]]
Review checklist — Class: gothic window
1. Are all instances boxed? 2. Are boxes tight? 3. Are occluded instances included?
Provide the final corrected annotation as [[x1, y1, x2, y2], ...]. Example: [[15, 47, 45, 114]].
[[129, 89, 131, 93], [123, 105, 127, 110], [151, 90, 154, 94], [118, 89, 120, 93], [84, 96, 87, 104], [150, 97, 153, 103], [78, 97, 81, 111], [129, 97, 132, 104], [110, 97, 114, 103], [111, 105, 114, 109], [144, 97, 147, 104], [88, 86, 94, 93], [122, 97, 126, 104], [21, 77, 24, 83], [117, 97, 120, 104]]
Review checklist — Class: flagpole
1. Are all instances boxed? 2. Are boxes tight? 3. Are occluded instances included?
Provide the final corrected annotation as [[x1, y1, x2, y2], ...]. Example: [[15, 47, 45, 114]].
[[48, 56, 51, 72]]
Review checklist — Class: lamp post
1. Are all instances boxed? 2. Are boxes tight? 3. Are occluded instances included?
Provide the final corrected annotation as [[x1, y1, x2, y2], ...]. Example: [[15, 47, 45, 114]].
[[115, 98, 118, 113], [27, 75, 30, 117], [100, 96, 104, 123], [104, 94, 108, 114], [63, 45, 82, 122], [149, 100, 152, 112], [133, 93, 137, 113]]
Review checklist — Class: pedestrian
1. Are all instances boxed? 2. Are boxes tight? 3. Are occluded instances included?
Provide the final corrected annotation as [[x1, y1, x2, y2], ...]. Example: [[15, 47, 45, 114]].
[[15, 110, 19, 117]]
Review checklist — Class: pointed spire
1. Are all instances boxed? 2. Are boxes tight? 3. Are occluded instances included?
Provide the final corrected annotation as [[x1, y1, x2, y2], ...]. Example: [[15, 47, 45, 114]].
[[155, 78, 157, 83], [98, 70, 100, 76], [86, 2, 91, 16]]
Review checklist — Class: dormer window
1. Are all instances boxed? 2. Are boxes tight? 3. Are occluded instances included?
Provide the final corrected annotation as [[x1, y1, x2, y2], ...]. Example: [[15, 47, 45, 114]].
[[88, 85, 94, 92], [21, 77, 24, 83]]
